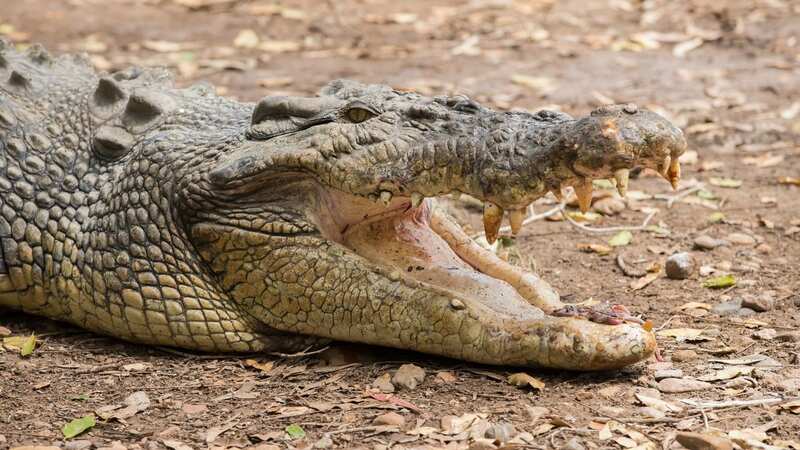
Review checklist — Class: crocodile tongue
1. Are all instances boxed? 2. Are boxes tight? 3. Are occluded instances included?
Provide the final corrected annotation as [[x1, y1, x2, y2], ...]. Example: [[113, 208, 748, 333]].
[[340, 200, 544, 318]]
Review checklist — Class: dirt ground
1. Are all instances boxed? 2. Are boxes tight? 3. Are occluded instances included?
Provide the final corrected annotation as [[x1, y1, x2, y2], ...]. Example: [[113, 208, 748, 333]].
[[1, 0, 800, 449]]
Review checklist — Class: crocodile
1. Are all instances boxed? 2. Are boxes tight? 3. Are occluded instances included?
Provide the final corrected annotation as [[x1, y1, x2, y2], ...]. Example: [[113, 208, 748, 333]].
[[0, 42, 686, 370]]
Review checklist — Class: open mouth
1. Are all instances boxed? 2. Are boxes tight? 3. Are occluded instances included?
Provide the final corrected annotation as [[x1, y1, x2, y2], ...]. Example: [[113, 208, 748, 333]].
[[317, 188, 564, 318]]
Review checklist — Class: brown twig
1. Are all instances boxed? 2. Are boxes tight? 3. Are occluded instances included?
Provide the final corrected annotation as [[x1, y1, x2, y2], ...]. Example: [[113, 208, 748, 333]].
[[561, 204, 658, 234]]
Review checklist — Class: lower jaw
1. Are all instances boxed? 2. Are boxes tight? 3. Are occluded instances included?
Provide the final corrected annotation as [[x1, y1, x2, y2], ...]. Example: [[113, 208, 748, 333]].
[[339, 198, 563, 316]]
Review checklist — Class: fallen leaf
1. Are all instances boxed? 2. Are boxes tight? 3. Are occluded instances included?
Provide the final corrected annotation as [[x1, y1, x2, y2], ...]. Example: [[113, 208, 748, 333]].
[[673, 302, 712, 311], [630, 272, 659, 291], [708, 354, 768, 365], [3, 334, 36, 356], [96, 391, 151, 420], [576, 243, 613, 255], [206, 420, 237, 444], [778, 400, 800, 414], [62, 415, 95, 439], [244, 359, 274, 373], [507, 372, 545, 391], [703, 274, 736, 288], [708, 212, 726, 223], [285, 424, 305, 440], [657, 328, 708, 341], [697, 366, 754, 381], [635, 393, 683, 413], [742, 153, 784, 168], [608, 231, 633, 247], [708, 177, 742, 188]]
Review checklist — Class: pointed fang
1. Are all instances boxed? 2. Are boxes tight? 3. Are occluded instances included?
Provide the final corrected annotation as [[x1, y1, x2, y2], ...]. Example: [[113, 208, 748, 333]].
[[574, 180, 593, 213], [509, 208, 526, 235], [483, 201, 504, 244], [614, 168, 630, 197], [668, 158, 681, 190]]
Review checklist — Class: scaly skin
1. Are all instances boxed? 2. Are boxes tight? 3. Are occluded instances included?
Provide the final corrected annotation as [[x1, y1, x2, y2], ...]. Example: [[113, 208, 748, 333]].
[[0, 43, 686, 370]]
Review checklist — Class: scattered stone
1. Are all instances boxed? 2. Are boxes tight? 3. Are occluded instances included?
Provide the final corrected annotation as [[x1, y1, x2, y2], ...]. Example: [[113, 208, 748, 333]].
[[755, 243, 771, 254], [563, 437, 586, 450], [392, 364, 426, 390], [0, 326, 11, 337], [592, 197, 626, 216], [10, 447, 61, 450], [711, 300, 742, 316], [665, 252, 695, 279], [523, 405, 549, 421], [657, 378, 714, 393], [741, 294, 774, 312], [675, 431, 733, 450], [753, 328, 777, 340], [435, 371, 457, 383], [725, 232, 756, 246], [672, 349, 699, 362], [373, 412, 405, 427], [485, 421, 515, 443], [64, 440, 93, 450], [597, 406, 626, 417], [654, 369, 683, 380], [313, 434, 334, 449], [694, 235, 728, 250], [639, 407, 666, 419], [96, 441, 127, 450], [372, 373, 395, 393]]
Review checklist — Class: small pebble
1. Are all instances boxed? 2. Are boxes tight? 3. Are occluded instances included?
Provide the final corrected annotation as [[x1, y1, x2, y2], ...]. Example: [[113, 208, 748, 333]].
[[672, 349, 699, 362], [373, 412, 405, 427], [725, 232, 756, 246], [741, 294, 774, 312], [755, 243, 771, 254], [372, 373, 395, 393], [313, 434, 334, 449], [485, 421, 516, 443], [654, 369, 683, 380], [64, 441, 94, 450], [693, 235, 728, 250], [392, 363, 425, 390], [563, 437, 586, 450], [753, 328, 777, 340], [665, 252, 694, 279], [711, 300, 742, 316], [676, 432, 733, 450]]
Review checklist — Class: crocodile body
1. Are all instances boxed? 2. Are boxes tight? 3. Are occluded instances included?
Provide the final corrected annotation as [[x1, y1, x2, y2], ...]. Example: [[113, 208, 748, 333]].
[[0, 42, 686, 370]]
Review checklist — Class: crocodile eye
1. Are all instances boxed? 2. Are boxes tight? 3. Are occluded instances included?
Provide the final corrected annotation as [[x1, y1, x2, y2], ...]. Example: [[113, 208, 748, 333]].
[[346, 107, 373, 123]]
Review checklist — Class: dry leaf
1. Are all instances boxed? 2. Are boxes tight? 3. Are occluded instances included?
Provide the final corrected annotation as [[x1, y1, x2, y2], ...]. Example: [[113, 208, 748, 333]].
[[630, 272, 659, 290], [507, 372, 545, 391]]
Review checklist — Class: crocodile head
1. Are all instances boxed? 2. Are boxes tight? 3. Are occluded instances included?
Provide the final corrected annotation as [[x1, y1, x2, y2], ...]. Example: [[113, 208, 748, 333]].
[[189, 80, 686, 370]]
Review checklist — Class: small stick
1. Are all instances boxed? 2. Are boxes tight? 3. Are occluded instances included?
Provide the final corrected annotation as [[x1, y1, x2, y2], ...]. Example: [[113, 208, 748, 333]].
[[561, 204, 658, 234], [680, 397, 790, 409]]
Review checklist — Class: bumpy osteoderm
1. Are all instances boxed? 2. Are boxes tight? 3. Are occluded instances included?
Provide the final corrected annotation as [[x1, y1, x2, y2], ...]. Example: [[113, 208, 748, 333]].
[[0, 42, 686, 370]]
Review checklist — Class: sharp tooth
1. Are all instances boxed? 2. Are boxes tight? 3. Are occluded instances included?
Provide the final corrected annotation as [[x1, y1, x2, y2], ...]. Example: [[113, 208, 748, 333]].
[[614, 168, 630, 197], [509, 208, 526, 235], [574, 180, 593, 213], [483, 201, 504, 244], [660, 156, 671, 180], [380, 191, 393, 206], [411, 192, 424, 208], [668, 158, 681, 190]]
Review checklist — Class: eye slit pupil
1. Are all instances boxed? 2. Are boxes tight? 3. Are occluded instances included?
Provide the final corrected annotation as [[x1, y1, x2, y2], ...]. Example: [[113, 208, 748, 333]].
[[347, 107, 371, 123]]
